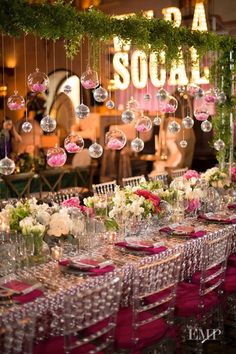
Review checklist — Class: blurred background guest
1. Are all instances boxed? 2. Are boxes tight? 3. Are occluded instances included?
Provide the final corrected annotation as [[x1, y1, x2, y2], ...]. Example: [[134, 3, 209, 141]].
[[0, 117, 22, 159]]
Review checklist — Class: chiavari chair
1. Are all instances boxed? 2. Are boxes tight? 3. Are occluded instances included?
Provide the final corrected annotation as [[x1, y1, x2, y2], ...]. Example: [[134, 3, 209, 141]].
[[34, 272, 122, 354], [92, 180, 117, 195], [114, 252, 182, 352], [122, 175, 146, 188], [175, 232, 229, 352], [170, 167, 188, 180], [148, 171, 169, 188]]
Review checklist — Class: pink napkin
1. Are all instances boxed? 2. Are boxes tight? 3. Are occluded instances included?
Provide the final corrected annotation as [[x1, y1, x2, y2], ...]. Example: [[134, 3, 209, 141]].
[[228, 204, 236, 210], [159, 226, 207, 238], [198, 214, 236, 224], [14, 290, 44, 304], [115, 242, 167, 254], [58, 259, 115, 276]]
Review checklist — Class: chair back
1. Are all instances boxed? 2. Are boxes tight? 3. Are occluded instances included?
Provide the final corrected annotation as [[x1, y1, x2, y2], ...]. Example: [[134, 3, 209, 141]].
[[133, 252, 181, 341], [38, 168, 68, 196], [170, 167, 188, 179], [199, 232, 229, 297], [0, 314, 35, 354], [93, 180, 117, 195], [63, 273, 122, 353], [122, 175, 146, 188], [148, 172, 169, 188], [1, 172, 35, 199]]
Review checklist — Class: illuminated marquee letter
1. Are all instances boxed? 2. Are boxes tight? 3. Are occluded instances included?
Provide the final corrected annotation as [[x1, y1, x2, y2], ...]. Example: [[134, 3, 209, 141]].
[[190, 2, 209, 84], [162, 7, 182, 27], [113, 52, 130, 90], [149, 51, 166, 88], [169, 50, 188, 86], [131, 50, 148, 89], [192, 2, 208, 31]]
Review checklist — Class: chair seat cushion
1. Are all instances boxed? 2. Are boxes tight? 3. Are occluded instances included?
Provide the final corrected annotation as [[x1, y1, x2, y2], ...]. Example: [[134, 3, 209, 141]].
[[175, 282, 220, 317], [33, 336, 103, 354], [223, 268, 236, 294], [228, 253, 236, 267], [191, 264, 222, 286], [114, 306, 170, 350]]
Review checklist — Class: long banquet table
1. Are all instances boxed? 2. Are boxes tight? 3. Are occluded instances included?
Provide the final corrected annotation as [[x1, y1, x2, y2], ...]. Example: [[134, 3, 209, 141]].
[[0, 220, 236, 341]]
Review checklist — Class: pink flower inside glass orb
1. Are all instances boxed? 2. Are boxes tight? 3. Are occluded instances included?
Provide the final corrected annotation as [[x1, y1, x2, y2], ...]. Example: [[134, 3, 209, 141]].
[[106, 129, 126, 150], [64, 133, 84, 153], [135, 115, 152, 133], [194, 108, 209, 121], [81, 68, 99, 89], [27, 68, 49, 93], [204, 89, 217, 104], [186, 83, 201, 97], [47, 146, 67, 167], [7, 91, 25, 111], [160, 95, 178, 114]]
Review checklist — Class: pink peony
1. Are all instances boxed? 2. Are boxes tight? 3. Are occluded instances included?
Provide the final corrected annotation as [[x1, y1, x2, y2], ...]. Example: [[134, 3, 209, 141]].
[[187, 199, 200, 213], [62, 197, 81, 208], [79, 205, 94, 217], [231, 167, 236, 182], [136, 124, 148, 132], [107, 138, 124, 150], [184, 170, 200, 180], [32, 82, 46, 92]]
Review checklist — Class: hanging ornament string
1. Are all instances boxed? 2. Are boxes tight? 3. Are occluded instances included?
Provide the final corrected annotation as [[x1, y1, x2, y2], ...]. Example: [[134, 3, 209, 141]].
[[80, 43, 83, 104], [23, 35, 28, 122], [2, 34, 7, 156], [45, 38, 48, 75], [13, 38, 17, 91], [35, 36, 38, 69]]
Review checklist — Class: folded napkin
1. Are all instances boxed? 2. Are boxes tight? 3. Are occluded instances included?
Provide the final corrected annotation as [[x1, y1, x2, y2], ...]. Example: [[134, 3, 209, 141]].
[[159, 226, 206, 238], [198, 214, 236, 224], [58, 259, 115, 276], [14, 289, 44, 304], [228, 204, 236, 210], [115, 242, 167, 254], [1, 280, 44, 304]]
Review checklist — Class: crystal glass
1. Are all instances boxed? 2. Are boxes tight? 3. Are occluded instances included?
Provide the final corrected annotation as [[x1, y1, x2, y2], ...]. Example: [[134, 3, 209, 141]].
[[47, 146, 67, 167], [27, 68, 49, 92], [106, 129, 126, 150]]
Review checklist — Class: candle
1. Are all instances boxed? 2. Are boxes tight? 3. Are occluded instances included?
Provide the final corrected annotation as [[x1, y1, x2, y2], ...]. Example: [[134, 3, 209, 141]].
[[51, 246, 63, 260]]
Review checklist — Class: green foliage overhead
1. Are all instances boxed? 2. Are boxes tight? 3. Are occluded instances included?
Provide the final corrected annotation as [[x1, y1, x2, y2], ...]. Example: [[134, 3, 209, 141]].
[[0, 0, 236, 57]]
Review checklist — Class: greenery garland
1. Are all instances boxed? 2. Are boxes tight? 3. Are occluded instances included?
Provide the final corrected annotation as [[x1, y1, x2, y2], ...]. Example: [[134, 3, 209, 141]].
[[0, 0, 235, 164]]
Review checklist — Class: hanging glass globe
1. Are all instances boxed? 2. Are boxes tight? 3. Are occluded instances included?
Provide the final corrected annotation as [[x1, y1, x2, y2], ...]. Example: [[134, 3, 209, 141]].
[[177, 85, 186, 94], [0, 156, 15, 175], [153, 116, 162, 126], [127, 96, 140, 111], [161, 95, 178, 114], [135, 114, 152, 133], [75, 103, 90, 119], [204, 89, 217, 104], [194, 108, 209, 121], [106, 99, 115, 110], [214, 139, 225, 151], [106, 129, 126, 150], [156, 88, 168, 102], [201, 120, 212, 132], [22, 121, 32, 133], [121, 109, 135, 124], [88, 142, 103, 158], [186, 83, 201, 97], [63, 85, 72, 94], [7, 91, 25, 110], [217, 91, 227, 104], [81, 67, 99, 89], [167, 120, 181, 134], [47, 146, 67, 167], [182, 115, 194, 129], [27, 68, 49, 93], [179, 139, 188, 148], [144, 93, 151, 101], [93, 86, 108, 103], [40, 115, 57, 132], [131, 137, 144, 152], [64, 133, 84, 153]]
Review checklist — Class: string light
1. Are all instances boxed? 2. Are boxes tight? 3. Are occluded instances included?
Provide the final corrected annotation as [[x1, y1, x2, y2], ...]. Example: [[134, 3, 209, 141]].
[[149, 51, 166, 88]]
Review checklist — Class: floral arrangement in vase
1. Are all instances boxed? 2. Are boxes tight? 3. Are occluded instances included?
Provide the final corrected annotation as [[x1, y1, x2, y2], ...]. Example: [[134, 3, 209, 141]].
[[201, 167, 231, 189]]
